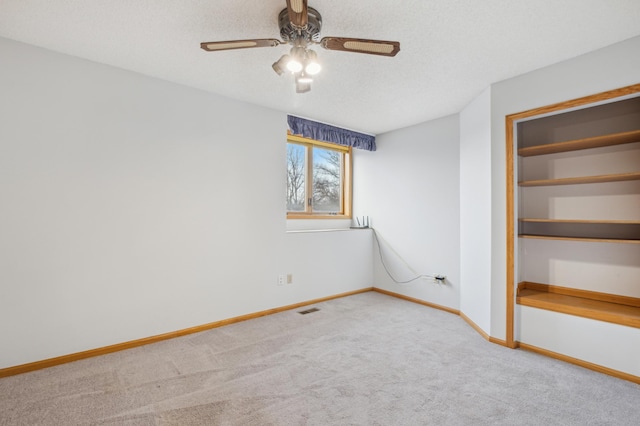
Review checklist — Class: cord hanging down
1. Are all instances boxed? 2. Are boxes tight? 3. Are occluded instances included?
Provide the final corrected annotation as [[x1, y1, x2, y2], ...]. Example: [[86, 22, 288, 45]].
[[372, 228, 446, 285]]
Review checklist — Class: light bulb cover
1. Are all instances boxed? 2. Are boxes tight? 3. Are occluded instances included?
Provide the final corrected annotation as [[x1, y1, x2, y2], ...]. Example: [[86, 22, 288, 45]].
[[296, 80, 311, 93], [287, 60, 303, 73], [287, 47, 306, 72], [304, 50, 321, 75], [272, 54, 291, 76], [296, 70, 313, 84]]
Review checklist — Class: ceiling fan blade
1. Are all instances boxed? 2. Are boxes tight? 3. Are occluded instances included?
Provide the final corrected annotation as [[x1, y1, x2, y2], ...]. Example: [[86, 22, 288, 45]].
[[286, 0, 308, 28], [320, 37, 400, 57], [200, 39, 281, 52]]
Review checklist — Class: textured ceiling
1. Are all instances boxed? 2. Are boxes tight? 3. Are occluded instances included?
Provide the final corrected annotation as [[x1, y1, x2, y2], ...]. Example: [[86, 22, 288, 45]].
[[1, 1, 640, 134]]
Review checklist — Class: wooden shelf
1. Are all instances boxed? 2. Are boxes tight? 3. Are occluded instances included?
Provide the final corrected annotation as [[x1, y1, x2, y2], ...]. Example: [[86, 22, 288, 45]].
[[518, 129, 640, 157], [519, 219, 640, 224], [519, 234, 640, 244], [519, 171, 640, 187], [518, 219, 640, 242], [516, 282, 640, 329]]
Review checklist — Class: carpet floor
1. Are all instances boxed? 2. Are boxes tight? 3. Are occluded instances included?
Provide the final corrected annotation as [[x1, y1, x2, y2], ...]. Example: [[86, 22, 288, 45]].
[[1, 291, 639, 425]]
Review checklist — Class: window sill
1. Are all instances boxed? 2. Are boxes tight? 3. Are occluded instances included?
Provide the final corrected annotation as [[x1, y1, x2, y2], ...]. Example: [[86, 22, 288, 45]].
[[286, 228, 363, 234], [286, 217, 352, 232], [287, 214, 351, 220]]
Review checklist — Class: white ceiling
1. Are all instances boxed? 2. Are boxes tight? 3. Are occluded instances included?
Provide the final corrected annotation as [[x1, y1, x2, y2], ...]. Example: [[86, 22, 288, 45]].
[[1, 1, 639, 135]]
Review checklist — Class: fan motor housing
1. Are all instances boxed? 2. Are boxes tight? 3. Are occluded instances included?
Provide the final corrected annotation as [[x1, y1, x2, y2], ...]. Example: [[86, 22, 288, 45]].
[[278, 7, 322, 42]]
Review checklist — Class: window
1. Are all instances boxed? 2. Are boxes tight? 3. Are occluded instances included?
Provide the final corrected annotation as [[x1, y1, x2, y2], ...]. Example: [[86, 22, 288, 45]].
[[286, 134, 352, 218]]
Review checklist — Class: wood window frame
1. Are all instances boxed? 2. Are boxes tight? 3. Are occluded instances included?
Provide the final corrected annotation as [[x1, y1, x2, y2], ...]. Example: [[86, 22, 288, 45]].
[[286, 133, 353, 220]]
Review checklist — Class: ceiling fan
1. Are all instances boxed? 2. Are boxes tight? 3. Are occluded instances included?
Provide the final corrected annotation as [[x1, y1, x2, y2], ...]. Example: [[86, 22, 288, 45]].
[[200, 0, 401, 93]]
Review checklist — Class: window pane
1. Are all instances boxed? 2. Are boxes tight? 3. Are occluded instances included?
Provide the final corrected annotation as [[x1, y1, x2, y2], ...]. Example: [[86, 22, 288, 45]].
[[312, 147, 342, 213], [287, 143, 306, 211]]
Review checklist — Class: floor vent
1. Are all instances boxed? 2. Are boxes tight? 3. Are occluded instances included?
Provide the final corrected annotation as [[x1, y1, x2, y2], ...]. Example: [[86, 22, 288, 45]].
[[298, 307, 320, 315]]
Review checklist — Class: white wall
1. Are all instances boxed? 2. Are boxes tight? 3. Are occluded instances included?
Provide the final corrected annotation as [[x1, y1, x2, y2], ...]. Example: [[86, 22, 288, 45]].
[[489, 35, 640, 340], [353, 115, 460, 310], [0, 38, 373, 369], [284, 230, 373, 299], [459, 87, 492, 333]]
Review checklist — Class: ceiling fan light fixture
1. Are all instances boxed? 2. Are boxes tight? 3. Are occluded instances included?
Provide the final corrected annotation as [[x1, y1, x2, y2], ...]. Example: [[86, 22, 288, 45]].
[[296, 80, 311, 93], [296, 71, 313, 84], [287, 47, 305, 72], [287, 59, 303, 73], [272, 54, 292, 75], [295, 69, 312, 93], [304, 50, 321, 75]]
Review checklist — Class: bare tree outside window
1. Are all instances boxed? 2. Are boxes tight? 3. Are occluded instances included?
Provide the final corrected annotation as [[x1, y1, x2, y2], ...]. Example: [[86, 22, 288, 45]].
[[312, 147, 341, 212], [287, 144, 306, 211]]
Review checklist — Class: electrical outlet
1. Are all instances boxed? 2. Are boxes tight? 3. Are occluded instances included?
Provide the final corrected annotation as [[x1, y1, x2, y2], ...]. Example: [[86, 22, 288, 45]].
[[434, 274, 446, 283], [287, 274, 293, 284], [278, 274, 285, 286]]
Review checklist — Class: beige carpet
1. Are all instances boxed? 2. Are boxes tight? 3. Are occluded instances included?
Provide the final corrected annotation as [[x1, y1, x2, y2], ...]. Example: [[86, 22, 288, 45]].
[[1, 291, 639, 425]]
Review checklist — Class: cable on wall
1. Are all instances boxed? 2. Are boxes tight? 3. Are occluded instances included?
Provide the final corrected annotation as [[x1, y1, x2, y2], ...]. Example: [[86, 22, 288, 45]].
[[372, 228, 446, 285]]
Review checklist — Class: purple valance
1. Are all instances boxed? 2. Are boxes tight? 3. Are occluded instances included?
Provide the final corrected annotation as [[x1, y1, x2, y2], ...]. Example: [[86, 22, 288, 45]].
[[287, 115, 376, 151]]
